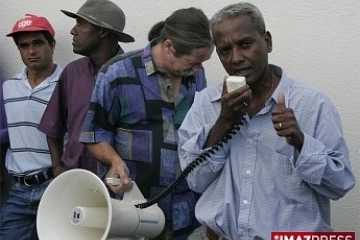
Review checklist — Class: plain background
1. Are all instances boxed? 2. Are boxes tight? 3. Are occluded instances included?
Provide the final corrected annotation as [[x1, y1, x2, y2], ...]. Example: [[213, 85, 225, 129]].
[[0, 0, 359, 234]]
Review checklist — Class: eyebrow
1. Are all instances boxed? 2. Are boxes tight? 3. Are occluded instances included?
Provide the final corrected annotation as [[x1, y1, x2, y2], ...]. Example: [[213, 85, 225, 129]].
[[217, 35, 255, 47], [19, 39, 46, 46]]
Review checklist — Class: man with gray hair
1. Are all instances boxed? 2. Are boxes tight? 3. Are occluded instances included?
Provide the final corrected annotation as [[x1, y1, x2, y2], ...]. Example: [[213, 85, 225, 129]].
[[79, 7, 214, 240], [38, 0, 134, 178], [178, 2, 355, 239]]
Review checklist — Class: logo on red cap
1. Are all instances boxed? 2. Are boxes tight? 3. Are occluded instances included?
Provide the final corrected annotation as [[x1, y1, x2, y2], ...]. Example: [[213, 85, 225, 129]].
[[6, 14, 55, 37], [17, 16, 33, 29]]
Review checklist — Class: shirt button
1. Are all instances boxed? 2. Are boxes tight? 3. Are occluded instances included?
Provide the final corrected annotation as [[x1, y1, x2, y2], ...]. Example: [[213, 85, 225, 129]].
[[246, 170, 251, 175], [243, 200, 248, 205]]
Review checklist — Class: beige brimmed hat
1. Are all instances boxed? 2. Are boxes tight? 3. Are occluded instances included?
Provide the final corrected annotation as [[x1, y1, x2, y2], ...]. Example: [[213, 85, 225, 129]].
[[61, 0, 134, 42]]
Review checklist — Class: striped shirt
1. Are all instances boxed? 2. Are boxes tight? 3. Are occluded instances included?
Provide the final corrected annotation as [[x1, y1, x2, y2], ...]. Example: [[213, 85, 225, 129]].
[[3, 65, 62, 175], [178, 65, 355, 240]]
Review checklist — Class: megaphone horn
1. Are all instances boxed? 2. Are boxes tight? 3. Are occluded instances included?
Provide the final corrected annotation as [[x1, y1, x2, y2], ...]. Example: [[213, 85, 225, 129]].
[[37, 169, 165, 240]]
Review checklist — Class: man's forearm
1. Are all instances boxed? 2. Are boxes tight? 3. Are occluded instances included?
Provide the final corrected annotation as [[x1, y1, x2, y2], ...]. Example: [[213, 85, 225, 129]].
[[204, 118, 234, 148], [87, 142, 123, 166], [47, 136, 64, 168]]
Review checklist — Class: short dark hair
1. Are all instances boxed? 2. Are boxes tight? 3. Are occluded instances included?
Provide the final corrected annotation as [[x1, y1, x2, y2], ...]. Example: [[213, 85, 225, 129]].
[[13, 31, 56, 47], [158, 7, 212, 56]]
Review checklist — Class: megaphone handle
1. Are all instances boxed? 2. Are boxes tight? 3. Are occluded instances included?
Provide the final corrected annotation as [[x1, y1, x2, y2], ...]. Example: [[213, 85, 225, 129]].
[[106, 178, 122, 185]]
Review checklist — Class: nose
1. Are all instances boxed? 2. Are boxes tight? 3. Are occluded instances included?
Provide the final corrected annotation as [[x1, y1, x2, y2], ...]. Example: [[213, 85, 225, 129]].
[[232, 47, 245, 64], [70, 26, 77, 36], [28, 44, 37, 55]]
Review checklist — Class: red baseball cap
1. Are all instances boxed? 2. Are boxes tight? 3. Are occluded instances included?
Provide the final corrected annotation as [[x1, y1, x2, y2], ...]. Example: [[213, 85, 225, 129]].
[[6, 14, 55, 37]]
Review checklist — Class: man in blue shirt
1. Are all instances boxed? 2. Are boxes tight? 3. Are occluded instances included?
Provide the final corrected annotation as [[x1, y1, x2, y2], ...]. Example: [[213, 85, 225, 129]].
[[178, 3, 356, 240], [80, 7, 214, 240]]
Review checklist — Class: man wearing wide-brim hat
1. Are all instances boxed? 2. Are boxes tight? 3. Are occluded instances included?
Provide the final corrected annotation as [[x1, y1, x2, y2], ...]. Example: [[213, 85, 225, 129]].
[[38, 0, 135, 181], [61, 0, 134, 43]]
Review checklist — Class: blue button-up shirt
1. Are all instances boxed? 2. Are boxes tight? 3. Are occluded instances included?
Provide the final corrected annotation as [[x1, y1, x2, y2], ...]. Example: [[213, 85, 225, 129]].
[[178, 65, 355, 240], [80, 41, 207, 239]]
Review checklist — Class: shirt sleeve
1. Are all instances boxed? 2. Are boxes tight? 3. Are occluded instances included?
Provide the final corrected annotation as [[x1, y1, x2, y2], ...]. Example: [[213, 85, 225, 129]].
[[38, 70, 68, 139], [79, 70, 120, 144], [178, 90, 230, 193], [288, 95, 356, 200]]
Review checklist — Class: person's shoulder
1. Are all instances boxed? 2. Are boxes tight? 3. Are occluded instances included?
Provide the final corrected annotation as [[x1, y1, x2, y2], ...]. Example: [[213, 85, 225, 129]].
[[196, 83, 222, 101], [288, 77, 336, 110], [59, 57, 92, 81], [290, 78, 328, 98], [100, 49, 144, 74], [64, 57, 90, 69], [51, 64, 63, 80], [3, 70, 24, 85]]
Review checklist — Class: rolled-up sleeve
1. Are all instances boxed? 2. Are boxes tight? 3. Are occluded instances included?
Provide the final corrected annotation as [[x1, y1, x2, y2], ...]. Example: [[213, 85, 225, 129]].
[[289, 98, 356, 200], [178, 90, 229, 193], [79, 70, 120, 144]]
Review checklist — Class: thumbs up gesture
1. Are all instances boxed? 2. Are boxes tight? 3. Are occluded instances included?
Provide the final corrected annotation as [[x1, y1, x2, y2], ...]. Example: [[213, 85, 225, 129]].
[[271, 93, 304, 152]]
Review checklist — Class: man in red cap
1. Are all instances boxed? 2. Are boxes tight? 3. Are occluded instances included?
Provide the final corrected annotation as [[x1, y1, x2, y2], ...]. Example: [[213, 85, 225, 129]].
[[38, 0, 135, 179], [0, 14, 62, 240]]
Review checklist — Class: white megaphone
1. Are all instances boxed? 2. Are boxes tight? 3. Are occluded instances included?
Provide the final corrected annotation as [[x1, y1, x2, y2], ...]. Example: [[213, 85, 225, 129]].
[[37, 169, 165, 240]]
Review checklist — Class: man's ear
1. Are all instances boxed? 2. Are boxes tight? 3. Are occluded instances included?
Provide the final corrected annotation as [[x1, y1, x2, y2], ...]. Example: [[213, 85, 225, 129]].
[[99, 28, 110, 38], [163, 39, 174, 54], [264, 31, 272, 53], [51, 41, 56, 54]]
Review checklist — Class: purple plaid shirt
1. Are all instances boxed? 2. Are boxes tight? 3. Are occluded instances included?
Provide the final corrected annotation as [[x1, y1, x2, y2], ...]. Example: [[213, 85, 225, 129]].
[[80, 41, 207, 239]]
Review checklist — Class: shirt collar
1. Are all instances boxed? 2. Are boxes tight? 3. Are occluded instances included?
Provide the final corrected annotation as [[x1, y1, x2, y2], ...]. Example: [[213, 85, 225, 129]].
[[210, 64, 292, 105], [143, 39, 161, 76], [270, 65, 292, 107], [88, 45, 124, 77], [87, 59, 97, 77], [21, 64, 61, 83]]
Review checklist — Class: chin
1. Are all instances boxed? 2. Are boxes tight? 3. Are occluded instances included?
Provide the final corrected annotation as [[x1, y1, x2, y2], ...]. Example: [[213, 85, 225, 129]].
[[72, 47, 83, 54], [28, 64, 45, 71]]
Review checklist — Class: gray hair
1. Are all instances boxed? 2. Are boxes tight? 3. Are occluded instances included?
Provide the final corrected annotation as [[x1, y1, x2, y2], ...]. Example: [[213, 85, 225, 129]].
[[210, 2, 266, 36]]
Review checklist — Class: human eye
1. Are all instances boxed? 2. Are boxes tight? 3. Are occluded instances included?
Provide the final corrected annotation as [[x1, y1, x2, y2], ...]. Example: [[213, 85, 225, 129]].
[[33, 40, 45, 46], [19, 43, 29, 49], [239, 40, 253, 49], [218, 47, 230, 57]]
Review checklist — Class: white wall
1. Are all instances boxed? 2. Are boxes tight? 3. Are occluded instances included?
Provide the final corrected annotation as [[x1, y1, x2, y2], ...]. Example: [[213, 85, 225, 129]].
[[1, 0, 359, 234]]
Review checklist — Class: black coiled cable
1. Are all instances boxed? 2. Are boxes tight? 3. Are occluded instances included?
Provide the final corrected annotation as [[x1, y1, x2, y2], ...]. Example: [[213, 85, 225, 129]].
[[135, 117, 246, 209]]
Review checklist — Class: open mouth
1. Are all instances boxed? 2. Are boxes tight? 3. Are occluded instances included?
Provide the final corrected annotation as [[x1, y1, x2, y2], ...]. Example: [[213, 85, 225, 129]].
[[234, 68, 250, 76]]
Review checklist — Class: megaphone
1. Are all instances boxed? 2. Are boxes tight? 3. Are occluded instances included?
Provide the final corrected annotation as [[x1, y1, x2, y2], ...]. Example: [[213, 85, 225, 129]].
[[37, 169, 165, 240]]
